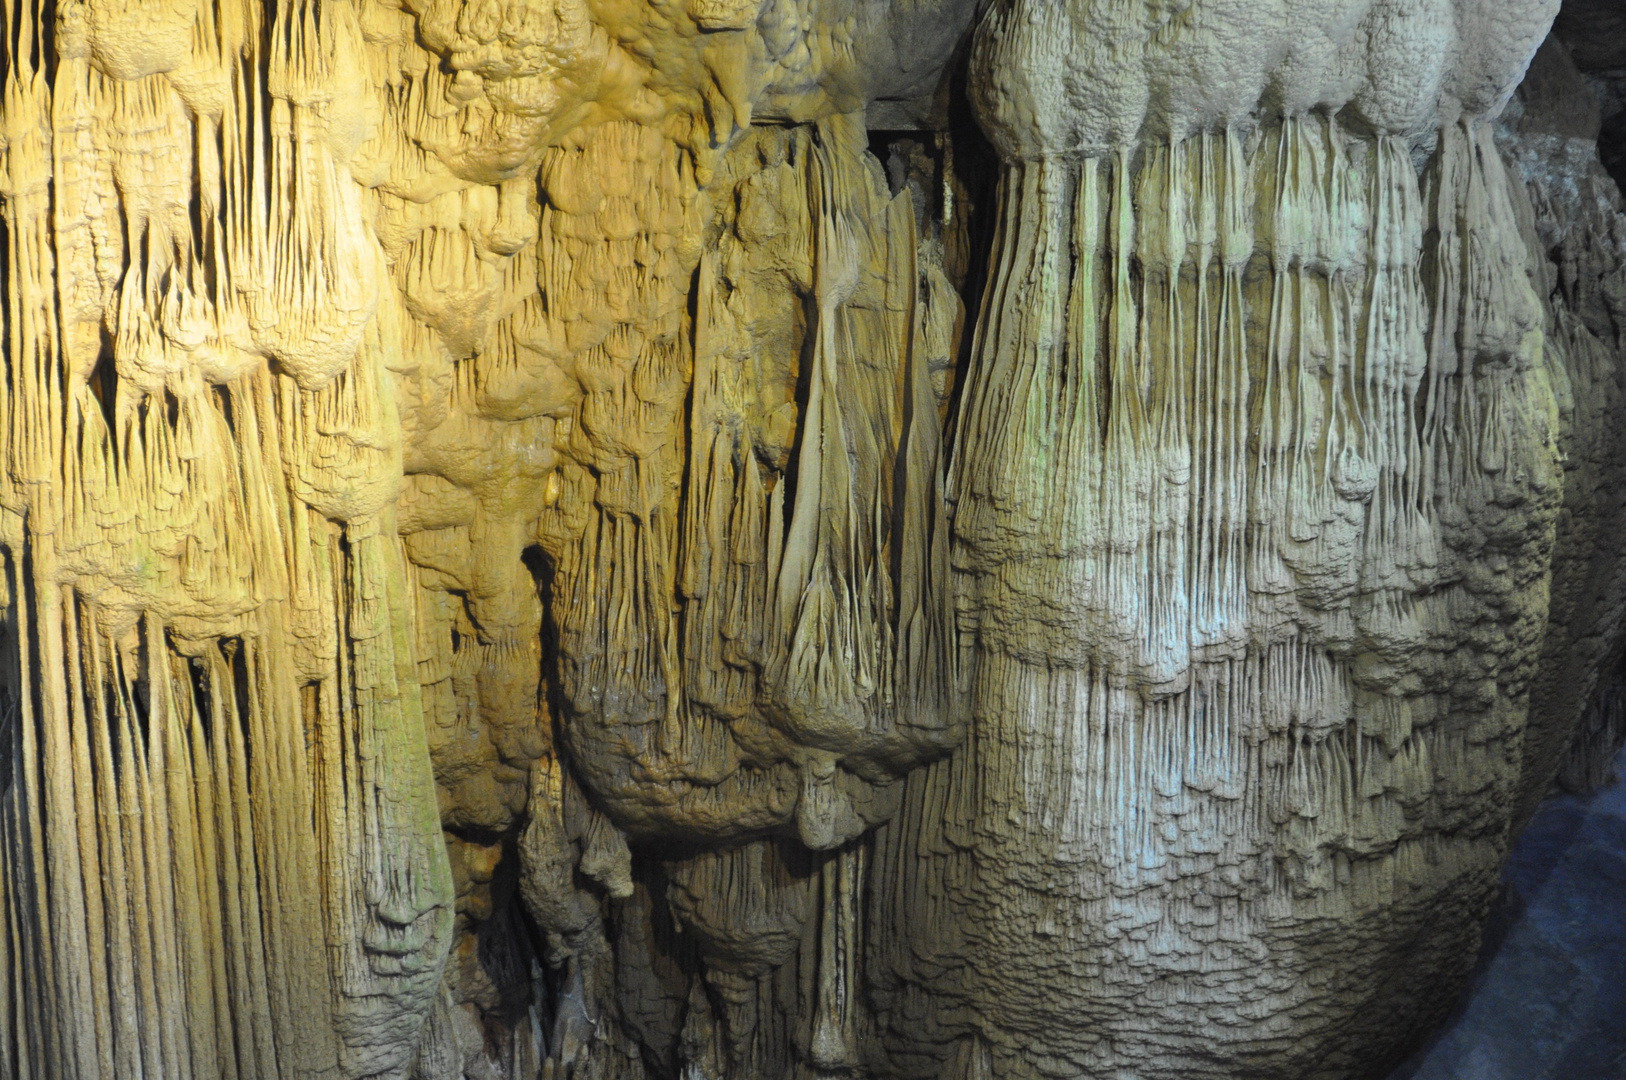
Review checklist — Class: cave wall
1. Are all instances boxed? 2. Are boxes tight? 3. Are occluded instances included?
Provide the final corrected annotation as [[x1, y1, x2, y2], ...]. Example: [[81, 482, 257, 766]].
[[0, 1, 1622, 1079]]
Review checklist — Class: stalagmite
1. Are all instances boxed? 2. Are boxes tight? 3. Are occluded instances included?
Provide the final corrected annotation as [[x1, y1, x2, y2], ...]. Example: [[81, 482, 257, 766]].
[[0, 1, 1623, 1079]]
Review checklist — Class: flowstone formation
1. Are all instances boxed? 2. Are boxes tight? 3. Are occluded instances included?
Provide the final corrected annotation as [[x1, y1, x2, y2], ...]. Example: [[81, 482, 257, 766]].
[[0, 1, 1623, 1079]]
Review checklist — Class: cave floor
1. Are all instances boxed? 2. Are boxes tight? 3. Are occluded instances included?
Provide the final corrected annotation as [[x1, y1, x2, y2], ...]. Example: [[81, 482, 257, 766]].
[[1386, 747, 1626, 1080]]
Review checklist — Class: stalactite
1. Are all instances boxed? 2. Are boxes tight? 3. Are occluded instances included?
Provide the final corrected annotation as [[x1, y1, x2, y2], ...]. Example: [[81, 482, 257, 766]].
[[2, 2, 1622, 1080], [877, 94, 1575, 1078], [1, 3, 457, 1076]]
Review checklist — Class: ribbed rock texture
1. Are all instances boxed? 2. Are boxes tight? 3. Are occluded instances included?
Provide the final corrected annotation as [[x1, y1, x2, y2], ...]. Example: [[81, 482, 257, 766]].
[[0, 1, 1621, 1079]]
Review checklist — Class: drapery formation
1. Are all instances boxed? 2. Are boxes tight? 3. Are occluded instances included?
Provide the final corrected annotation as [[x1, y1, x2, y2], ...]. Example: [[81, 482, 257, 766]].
[[1, 1, 1624, 1079], [880, 115, 1566, 1079]]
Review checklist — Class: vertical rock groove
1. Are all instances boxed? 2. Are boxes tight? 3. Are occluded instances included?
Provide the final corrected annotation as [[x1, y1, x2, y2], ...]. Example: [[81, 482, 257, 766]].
[[0, 1, 1623, 1079], [878, 116, 1567, 1080]]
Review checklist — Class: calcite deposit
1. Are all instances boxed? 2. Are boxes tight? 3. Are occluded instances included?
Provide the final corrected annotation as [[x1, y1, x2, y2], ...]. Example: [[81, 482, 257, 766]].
[[0, 1, 1622, 1078]]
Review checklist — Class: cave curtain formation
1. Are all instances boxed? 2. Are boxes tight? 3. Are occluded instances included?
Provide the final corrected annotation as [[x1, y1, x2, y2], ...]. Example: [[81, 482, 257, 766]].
[[2, 1, 1626, 1079]]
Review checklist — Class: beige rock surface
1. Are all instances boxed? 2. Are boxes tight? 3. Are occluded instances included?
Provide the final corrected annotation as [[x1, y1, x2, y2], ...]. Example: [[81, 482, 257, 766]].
[[0, 1, 1619, 1079]]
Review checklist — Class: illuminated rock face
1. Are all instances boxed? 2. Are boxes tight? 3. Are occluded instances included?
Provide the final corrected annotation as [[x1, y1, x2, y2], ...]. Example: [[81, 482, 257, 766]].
[[0, 2, 1619, 1079]]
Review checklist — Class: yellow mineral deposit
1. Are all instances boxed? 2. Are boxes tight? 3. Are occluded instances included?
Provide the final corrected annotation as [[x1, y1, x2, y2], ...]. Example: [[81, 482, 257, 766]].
[[0, 0, 1622, 1079]]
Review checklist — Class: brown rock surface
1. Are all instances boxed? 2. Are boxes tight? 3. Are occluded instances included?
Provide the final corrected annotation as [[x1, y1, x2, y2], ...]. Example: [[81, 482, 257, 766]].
[[0, 2, 1621, 1079]]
